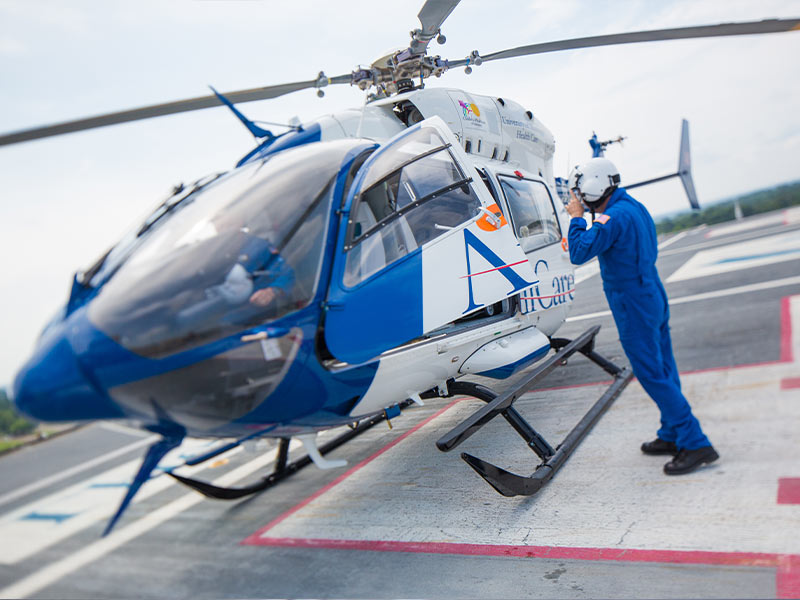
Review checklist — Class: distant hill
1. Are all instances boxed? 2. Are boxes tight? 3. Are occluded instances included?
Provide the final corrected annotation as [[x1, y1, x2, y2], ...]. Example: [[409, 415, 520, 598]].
[[655, 180, 800, 234]]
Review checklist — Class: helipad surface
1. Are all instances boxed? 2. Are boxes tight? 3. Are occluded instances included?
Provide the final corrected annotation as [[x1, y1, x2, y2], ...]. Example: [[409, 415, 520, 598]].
[[243, 299, 800, 596]]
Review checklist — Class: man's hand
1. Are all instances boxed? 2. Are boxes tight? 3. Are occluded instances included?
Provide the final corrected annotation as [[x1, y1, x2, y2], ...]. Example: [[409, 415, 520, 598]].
[[566, 191, 585, 219], [250, 287, 277, 307]]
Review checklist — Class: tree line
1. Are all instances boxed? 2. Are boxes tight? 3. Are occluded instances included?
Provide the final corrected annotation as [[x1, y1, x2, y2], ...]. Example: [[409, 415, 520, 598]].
[[656, 180, 800, 235], [0, 387, 35, 437]]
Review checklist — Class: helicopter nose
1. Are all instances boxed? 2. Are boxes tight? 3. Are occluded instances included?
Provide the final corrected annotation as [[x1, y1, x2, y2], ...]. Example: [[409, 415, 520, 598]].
[[13, 333, 123, 422]]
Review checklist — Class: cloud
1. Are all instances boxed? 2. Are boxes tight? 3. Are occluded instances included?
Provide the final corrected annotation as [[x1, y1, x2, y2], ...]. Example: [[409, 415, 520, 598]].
[[0, 37, 25, 56]]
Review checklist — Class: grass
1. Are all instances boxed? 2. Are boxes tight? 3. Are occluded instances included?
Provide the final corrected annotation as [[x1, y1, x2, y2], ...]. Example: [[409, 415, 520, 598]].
[[0, 438, 25, 454]]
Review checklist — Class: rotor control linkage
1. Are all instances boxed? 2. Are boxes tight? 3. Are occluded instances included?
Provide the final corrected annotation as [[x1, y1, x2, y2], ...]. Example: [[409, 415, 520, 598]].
[[435, 325, 633, 497]]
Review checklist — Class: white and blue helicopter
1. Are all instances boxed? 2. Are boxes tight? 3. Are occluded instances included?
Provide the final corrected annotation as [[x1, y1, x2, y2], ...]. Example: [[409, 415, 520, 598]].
[[3, 0, 798, 534]]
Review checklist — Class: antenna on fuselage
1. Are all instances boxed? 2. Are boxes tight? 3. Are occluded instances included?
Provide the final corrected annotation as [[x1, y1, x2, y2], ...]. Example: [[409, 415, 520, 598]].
[[209, 86, 275, 140]]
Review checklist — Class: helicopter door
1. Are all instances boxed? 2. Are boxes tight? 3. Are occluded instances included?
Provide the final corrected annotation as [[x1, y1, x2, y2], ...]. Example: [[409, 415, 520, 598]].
[[324, 116, 537, 365]]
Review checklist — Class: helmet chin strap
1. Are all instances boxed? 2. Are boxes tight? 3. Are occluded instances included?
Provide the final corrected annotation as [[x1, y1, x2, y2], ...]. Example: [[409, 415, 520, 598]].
[[585, 185, 617, 219]]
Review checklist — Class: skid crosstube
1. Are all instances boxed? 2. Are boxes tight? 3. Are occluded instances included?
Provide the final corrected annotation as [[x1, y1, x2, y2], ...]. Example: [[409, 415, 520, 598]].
[[436, 325, 633, 497]]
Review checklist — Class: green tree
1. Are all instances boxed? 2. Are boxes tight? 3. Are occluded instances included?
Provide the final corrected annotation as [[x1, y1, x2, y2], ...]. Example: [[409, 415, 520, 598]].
[[0, 387, 36, 437], [657, 181, 800, 234]]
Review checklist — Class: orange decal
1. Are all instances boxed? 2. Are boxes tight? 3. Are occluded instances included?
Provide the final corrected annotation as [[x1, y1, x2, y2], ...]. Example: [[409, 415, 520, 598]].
[[561, 237, 569, 252], [476, 203, 508, 231]]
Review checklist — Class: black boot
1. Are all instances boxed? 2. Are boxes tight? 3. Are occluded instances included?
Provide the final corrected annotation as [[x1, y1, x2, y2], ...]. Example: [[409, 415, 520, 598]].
[[664, 446, 719, 475], [641, 438, 678, 456]]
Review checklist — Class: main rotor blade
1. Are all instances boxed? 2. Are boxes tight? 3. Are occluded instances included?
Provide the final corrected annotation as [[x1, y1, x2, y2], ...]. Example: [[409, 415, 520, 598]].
[[0, 75, 352, 147], [409, 0, 461, 54], [448, 18, 800, 66]]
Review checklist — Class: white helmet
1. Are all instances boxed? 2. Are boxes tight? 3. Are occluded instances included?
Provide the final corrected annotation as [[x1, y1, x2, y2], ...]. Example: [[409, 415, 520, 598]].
[[568, 157, 621, 208]]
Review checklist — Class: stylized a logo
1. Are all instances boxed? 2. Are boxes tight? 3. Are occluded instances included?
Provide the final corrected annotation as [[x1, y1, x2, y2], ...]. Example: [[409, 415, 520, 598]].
[[461, 229, 535, 314]]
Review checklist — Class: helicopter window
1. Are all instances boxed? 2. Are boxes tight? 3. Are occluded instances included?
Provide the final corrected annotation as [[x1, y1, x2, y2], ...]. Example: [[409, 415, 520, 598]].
[[498, 176, 562, 253], [359, 126, 449, 193], [88, 140, 362, 358], [348, 128, 475, 248], [477, 168, 499, 203], [343, 128, 480, 286]]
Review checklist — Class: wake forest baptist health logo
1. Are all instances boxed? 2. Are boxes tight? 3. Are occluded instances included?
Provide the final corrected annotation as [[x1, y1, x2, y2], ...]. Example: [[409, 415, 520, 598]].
[[458, 99, 480, 118], [458, 99, 485, 126]]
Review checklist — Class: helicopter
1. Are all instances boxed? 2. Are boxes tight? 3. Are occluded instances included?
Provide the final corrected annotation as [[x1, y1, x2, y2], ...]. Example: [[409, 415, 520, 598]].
[[3, 0, 799, 534]]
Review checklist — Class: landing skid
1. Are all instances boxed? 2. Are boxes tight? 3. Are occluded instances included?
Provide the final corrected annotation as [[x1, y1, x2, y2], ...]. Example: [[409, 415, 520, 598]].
[[436, 325, 633, 497], [167, 399, 415, 500], [168, 326, 629, 504]]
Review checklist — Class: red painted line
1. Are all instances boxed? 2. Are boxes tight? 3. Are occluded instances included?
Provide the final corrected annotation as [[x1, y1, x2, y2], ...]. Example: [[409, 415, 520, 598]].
[[781, 377, 800, 390], [780, 296, 793, 363], [459, 259, 529, 279], [520, 289, 576, 301], [777, 478, 800, 505], [245, 536, 786, 567], [241, 398, 463, 546], [247, 536, 799, 597], [779, 555, 800, 599]]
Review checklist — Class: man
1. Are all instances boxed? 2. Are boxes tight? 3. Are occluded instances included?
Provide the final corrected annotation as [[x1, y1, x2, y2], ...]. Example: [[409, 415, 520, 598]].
[[566, 157, 718, 475]]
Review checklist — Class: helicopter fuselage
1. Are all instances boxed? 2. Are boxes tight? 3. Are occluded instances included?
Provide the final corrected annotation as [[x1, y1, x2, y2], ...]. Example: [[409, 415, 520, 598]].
[[13, 88, 575, 441]]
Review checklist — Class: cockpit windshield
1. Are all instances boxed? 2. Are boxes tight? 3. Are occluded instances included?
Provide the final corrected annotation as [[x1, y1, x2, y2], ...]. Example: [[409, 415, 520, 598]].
[[89, 140, 363, 358]]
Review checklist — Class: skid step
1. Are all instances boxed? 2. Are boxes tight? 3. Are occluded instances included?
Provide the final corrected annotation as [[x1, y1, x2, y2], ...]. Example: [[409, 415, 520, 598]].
[[436, 325, 633, 497]]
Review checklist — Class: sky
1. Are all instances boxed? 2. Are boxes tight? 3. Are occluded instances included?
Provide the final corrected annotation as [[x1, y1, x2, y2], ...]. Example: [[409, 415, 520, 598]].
[[1, 0, 799, 386]]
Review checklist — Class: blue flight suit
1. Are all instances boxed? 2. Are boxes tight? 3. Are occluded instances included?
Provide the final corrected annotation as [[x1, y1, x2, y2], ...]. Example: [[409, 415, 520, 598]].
[[568, 187, 711, 450]]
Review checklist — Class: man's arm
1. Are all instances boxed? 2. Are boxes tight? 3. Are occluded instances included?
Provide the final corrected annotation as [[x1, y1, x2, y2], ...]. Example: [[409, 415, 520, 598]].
[[249, 252, 296, 307], [566, 193, 620, 265]]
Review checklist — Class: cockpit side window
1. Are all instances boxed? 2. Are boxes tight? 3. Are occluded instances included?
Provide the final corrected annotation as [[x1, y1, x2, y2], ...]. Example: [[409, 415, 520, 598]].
[[343, 127, 481, 286], [498, 176, 562, 253]]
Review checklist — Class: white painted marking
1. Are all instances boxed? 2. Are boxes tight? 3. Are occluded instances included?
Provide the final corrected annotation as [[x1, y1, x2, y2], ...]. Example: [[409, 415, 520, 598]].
[[566, 309, 613, 322], [667, 230, 800, 283], [657, 230, 689, 250], [0, 438, 215, 564], [574, 260, 599, 285], [0, 447, 289, 599], [567, 275, 800, 322], [661, 224, 799, 258], [0, 434, 158, 510], [786, 206, 800, 225], [572, 233, 687, 287], [790, 294, 800, 359], [97, 421, 154, 437], [704, 212, 788, 239]]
